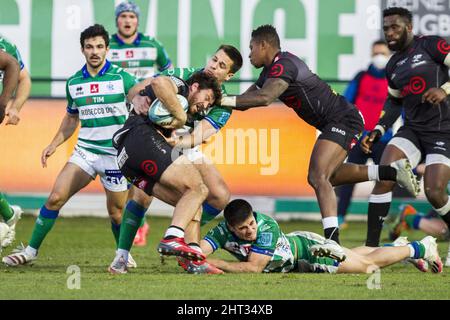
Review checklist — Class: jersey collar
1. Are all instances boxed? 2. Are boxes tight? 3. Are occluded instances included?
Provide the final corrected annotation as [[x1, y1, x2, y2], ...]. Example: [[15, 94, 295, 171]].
[[114, 33, 142, 46], [82, 60, 111, 79]]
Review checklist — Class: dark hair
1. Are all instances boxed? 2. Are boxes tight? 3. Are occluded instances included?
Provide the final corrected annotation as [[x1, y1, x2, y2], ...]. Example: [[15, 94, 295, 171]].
[[217, 44, 243, 74], [186, 71, 222, 105], [224, 199, 253, 227], [372, 39, 388, 47], [383, 7, 413, 24], [80, 24, 109, 48], [251, 24, 280, 49]]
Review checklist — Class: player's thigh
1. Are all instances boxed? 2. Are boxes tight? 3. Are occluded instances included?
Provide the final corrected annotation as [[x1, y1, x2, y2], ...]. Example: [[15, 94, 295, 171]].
[[159, 155, 205, 194], [384, 127, 422, 166], [309, 138, 348, 177], [50, 162, 93, 201]]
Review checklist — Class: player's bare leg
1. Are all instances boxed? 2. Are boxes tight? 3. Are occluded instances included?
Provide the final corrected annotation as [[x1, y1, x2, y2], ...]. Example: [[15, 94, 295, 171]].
[[3, 163, 92, 266], [308, 139, 348, 244]]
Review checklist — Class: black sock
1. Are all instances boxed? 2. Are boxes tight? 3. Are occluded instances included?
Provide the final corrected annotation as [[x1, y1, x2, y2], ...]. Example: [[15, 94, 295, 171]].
[[324, 227, 340, 244], [378, 165, 396, 181], [366, 202, 391, 246]]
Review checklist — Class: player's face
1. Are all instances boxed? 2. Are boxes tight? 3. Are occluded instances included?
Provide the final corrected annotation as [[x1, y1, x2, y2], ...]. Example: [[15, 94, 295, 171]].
[[188, 86, 215, 115], [82, 36, 109, 69], [383, 15, 412, 51], [117, 12, 138, 38], [249, 39, 264, 68], [229, 215, 257, 241], [204, 49, 234, 83]]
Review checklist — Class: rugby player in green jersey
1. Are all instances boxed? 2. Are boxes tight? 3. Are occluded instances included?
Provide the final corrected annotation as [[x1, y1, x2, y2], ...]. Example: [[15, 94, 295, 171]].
[[2, 24, 140, 268], [108, 1, 172, 81], [0, 36, 31, 125], [0, 50, 20, 251], [111, 45, 242, 268], [183, 199, 443, 274]]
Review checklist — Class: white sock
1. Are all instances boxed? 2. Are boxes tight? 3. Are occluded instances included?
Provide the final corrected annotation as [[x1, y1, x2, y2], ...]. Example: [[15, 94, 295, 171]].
[[189, 243, 203, 253], [368, 165, 379, 181], [433, 197, 450, 217], [322, 217, 339, 230], [25, 246, 37, 257], [117, 249, 129, 262], [407, 244, 415, 258], [164, 226, 184, 239]]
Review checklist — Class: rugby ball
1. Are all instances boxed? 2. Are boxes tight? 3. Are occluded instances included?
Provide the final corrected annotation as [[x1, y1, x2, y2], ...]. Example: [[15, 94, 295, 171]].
[[148, 94, 189, 126]]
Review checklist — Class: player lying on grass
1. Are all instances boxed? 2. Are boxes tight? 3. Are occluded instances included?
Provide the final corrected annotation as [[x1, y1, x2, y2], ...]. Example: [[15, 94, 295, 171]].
[[108, 71, 222, 273], [178, 199, 443, 274]]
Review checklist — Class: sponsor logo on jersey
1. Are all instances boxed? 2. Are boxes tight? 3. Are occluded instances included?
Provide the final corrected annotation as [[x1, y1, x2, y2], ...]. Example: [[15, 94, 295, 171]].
[[396, 58, 408, 66], [402, 76, 426, 96], [269, 63, 284, 77], [126, 50, 134, 58], [112, 52, 119, 58], [107, 82, 114, 91], [76, 86, 84, 96], [331, 127, 346, 136], [437, 39, 450, 54], [90, 84, 99, 93], [258, 232, 273, 247], [411, 54, 426, 68]]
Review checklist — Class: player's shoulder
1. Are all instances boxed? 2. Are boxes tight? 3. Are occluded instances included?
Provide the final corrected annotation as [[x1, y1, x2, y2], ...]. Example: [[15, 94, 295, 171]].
[[255, 212, 278, 230], [139, 34, 164, 45], [67, 69, 84, 84], [0, 36, 17, 52]]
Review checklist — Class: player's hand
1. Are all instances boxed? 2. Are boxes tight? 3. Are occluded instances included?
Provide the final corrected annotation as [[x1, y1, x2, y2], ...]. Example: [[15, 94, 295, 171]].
[[164, 113, 187, 130], [360, 130, 382, 154], [422, 88, 447, 105], [131, 95, 151, 115], [5, 108, 20, 125], [41, 144, 57, 168]]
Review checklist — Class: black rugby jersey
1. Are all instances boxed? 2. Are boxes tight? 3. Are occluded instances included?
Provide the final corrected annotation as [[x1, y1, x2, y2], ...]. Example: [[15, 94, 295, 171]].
[[386, 35, 450, 132], [255, 51, 355, 130]]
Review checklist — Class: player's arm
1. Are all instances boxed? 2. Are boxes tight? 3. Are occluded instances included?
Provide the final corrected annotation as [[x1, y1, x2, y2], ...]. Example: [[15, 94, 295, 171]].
[[221, 78, 288, 110], [360, 87, 403, 154], [150, 76, 187, 129], [5, 67, 31, 125], [172, 118, 217, 149], [207, 251, 271, 273], [0, 50, 20, 124], [41, 112, 80, 167]]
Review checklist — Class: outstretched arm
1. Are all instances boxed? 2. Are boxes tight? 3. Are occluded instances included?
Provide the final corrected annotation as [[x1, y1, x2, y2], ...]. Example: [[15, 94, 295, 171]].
[[0, 51, 20, 123], [221, 78, 289, 110], [5, 67, 31, 125], [207, 251, 272, 273]]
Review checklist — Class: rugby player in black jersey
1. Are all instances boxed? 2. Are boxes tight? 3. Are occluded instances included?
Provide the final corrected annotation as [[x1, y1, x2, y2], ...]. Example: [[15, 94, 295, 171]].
[[221, 25, 419, 250], [361, 7, 450, 253]]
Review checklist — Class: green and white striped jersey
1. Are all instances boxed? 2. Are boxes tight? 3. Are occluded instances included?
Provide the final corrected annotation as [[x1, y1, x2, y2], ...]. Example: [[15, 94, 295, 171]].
[[0, 36, 24, 83], [161, 67, 232, 130], [204, 212, 297, 273], [66, 60, 138, 155], [108, 33, 171, 81]]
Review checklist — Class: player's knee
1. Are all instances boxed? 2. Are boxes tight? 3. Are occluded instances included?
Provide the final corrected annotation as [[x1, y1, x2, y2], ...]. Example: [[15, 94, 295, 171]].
[[424, 186, 446, 207], [207, 184, 230, 210], [46, 191, 68, 209], [307, 171, 329, 189]]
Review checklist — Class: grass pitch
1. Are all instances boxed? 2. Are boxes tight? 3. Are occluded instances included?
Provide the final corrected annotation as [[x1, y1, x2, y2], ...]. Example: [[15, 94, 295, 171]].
[[0, 215, 449, 300]]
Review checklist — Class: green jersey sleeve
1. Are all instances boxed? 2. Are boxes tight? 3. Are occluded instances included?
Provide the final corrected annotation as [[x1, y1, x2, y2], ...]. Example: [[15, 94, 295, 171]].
[[154, 39, 172, 72], [120, 69, 139, 94], [203, 221, 229, 252], [204, 106, 232, 130], [65, 80, 78, 114], [160, 67, 198, 79], [250, 213, 281, 257], [0, 38, 24, 70]]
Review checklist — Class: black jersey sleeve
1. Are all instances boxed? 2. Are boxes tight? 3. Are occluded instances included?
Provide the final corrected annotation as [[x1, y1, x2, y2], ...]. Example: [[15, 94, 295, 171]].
[[266, 58, 298, 84], [140, 75, 189, 100], [378, 96, 403, 131], [422, 36, 450, 65]]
